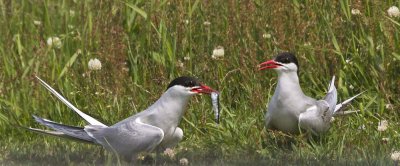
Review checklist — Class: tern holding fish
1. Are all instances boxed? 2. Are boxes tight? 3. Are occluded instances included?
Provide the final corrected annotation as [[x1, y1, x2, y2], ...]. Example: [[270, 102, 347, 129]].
[[258, 52, 363, 135], [27, 76, 218, 162]]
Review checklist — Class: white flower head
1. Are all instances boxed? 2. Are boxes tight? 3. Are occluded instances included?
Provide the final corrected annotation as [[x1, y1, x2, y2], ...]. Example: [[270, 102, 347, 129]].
[[137, 155, 145, 161], [33, 20, 42, 26], [76, 49, 82, 55], [163, 148, 175, 159], [203, 21, 211, 26], [382, 137, 390, 142], [358, 124, 366, 130], [345, 59, 351, 64], [303, 42, 311, 47], [88, 58, 102, 71], [184, 19, 189, 24], [183, 56, 190, 61], [46, 37, 62, 49], [386, 104, 394, 110], [69, 10, 76, 17], [177, 60, 184, 68], [388, 6, 400, 18], [376, 44, 382, 50], [377, 120, 388, 132], [212, 46, 224, 59], [262, 33, 272, 39], [349, 84, 354, 90], [391, 151, 400, 161], [179, 158, 189, 165], [351, 9, 361, 15]]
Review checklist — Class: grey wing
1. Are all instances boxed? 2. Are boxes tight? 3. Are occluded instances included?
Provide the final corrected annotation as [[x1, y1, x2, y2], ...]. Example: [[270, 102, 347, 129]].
[[84, 117, 164, 160], [298, 76, 337, 135], [298, 100, 330, 135]]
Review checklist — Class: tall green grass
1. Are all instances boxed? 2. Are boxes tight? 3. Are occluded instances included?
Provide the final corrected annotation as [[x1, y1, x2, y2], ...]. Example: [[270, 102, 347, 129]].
[[0, 0, 399, 165]]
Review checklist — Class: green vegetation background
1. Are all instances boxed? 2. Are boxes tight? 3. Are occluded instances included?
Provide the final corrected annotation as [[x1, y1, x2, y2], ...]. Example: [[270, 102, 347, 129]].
[[0, 0, 399, 165]]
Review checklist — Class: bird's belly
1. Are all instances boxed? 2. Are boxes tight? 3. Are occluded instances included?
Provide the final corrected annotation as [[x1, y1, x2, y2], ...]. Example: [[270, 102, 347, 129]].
[[267, 100, 305, 133], [269, 110, 300, 133]]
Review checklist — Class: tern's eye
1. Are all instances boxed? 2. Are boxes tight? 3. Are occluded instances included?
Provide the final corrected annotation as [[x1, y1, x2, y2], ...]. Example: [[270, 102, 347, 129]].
[[281, 57, 290, 63], [185, 80, 195, 87]]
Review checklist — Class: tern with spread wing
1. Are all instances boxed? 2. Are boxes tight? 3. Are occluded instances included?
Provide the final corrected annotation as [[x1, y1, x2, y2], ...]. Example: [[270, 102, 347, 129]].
[[258, 52, 362, 135], [27, 76, 217, 161]]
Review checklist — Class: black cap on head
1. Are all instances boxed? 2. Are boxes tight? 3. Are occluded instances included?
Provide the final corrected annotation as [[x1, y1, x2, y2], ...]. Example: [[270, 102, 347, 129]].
[[167, 76, 201, 89], [275, 52, 299, 68]]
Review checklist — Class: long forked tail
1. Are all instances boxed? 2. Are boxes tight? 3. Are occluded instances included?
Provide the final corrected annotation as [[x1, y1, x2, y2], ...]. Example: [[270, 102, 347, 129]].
[[334, 91, 365, 114], [35, 76, 107, 127], [28, 115, 96, 143]]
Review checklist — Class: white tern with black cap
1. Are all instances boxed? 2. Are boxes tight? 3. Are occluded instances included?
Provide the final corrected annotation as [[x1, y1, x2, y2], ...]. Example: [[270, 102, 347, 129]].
[[258, 52, 363, 135], [27, 76, 218, 161]]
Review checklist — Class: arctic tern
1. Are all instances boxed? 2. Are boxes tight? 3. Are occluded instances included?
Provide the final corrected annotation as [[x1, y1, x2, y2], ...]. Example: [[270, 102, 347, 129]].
[[27, 76, 217, 161], [258, 52, 363, 135]]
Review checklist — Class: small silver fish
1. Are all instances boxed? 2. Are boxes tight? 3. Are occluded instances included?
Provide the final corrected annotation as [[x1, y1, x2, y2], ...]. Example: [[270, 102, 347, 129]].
[[211, 92, 220, 124]]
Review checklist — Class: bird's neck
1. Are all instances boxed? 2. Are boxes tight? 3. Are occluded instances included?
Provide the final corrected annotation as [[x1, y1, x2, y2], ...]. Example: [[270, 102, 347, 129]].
[[149, 90, 191, 128], [275, 71, 304, 97]]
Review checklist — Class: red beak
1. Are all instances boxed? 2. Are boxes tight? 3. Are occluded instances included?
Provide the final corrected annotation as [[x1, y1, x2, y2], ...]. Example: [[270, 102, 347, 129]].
[[191, 84, 217, 94], [258, 60, 282, 71]]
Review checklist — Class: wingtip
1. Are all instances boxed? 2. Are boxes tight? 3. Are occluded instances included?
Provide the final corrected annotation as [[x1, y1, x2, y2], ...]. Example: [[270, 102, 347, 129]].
[[21, 126, 41, 133], [24, 127, 67, 137], [32, 115, 54, 124], [32, 115, 40, 121], [32, 115, 46, 124], [24, 126, 44, 132]]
